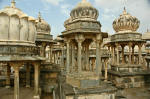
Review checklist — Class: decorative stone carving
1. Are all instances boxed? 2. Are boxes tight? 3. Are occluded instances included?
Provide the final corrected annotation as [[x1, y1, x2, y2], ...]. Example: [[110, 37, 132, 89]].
[[113, 7, 140, 33], [70, 0, 99, 21], [0, 1, 36, 46], [36, 12, 51, 34]]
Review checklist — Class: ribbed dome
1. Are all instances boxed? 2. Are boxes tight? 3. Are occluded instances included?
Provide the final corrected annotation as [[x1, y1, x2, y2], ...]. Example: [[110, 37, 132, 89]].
[[0, 0, 36, 46], [64, 17, 72, 28], [70, 0, 99, 21], [0, 0, 27, 18], [36, 12, 51, 34], [113, 7, 140, 33]]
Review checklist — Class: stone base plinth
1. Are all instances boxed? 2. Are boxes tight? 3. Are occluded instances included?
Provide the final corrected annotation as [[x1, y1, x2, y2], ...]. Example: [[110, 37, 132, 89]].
[[66, 72, 100, 88], [108, 69, 150, 88], [61, 81, 117, 99]]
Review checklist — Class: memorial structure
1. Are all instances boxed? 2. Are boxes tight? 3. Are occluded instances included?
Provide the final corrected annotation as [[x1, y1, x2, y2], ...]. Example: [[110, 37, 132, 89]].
[[56, 0, 117, 99], [107, 7, 149, 88]]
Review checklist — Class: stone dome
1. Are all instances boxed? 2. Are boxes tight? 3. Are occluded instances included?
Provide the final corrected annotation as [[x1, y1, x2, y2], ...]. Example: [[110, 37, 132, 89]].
[[70, 0, 99, 21], [113, 7, 140, 33], [36, 12, 51, 34], [0, 0, 36, 46]]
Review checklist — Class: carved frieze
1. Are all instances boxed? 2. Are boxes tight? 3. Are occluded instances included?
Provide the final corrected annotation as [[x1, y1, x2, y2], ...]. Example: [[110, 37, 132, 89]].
[[111, 33, 143, 42], [0, 46, 40, 55]]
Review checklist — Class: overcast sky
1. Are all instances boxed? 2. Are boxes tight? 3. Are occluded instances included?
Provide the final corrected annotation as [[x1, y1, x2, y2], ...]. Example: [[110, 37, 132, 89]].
[[0, 0, 150, 38]]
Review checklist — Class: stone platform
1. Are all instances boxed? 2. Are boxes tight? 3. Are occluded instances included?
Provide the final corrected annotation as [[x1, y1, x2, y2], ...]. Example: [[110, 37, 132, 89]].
[[66, 72, 100, 88], [108, 69, 150, 88], [60, 81, 117, 99], [0, 87, 34, 99]]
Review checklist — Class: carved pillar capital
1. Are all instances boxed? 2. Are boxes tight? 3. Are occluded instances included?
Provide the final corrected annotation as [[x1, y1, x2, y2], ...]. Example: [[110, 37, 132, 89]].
[[75, 34, 85, 43]]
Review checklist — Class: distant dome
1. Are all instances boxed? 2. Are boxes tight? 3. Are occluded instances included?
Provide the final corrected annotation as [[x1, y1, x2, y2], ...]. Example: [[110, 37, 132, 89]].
[[113, 7, 140, 33], [36, 12, 51, 34], [64, 17, 72, 28], [70, 0, 99, 21], [0, 0, 36, 46], [142, 29, 150, 40]]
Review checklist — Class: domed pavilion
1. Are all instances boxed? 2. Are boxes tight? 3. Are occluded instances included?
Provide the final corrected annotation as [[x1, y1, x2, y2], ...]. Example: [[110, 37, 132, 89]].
[[57, 0, 117, 99], [0, 0, 44, 99], [35, 12, 53, 59], [106, 7, 149, 88]]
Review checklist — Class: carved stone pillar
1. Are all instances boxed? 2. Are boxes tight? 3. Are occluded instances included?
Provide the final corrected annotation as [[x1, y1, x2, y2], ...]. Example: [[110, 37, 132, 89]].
[[121, 45, 125, 64], [131, 45, 135, 64], [85, 43, 90, 71], [10, 62, 22, 99], [138, 44, 142, 65], [95, 34, 102, 76], [104, 59, 108, 82], [26, 63, 31, 88], [129, 43, 132, 64], [49, 44, 53, 63], [77, 40, 82, 73], [76, 34, 84, 73], [71, 43, 75, 72], [41, 43, 47, 57], [66, 40, 70, 74], [61, 44, 65, 70], [116, 43, 120, 65], [33, 62, 40, 99], [111, 46, 114, 64]]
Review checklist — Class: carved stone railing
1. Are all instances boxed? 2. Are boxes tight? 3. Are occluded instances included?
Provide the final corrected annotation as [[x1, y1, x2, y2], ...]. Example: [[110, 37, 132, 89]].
[[0, 45, 40, 56], [111, 32, 142, 42], [62, 20, 101, 34]]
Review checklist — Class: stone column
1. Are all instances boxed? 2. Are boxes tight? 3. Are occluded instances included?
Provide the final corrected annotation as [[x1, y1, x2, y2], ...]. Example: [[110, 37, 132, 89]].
[[129, 43, 132, 64], [85, 43, 90, 71], [121, 45, 125, 64], [104, 59, 108, 82], [138, 44, 142, 65], [10, 63, 22, 99], [6, 63, 11, 88], [95, 34, 102, 76], [33, 62, 40, 99], [77, 40, 82, 73], [71, 43, 75, 72], [61, 44, 65, 70], [41, 43, 46, 57], [49, 44, 53, 63], [26, 63, 31, 88], [76, 34, 84, 73], [116, 43, 120, 65], [111, 46, 115, 64], [131, 45, 135, 64], [66, 40, 70, 74]]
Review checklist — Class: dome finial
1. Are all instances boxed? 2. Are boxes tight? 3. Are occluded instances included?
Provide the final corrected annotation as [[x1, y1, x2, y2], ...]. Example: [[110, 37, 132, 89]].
[[11, 0, 16, 8], [123, 6, 127, 14], [38, 12, 42, 22]]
